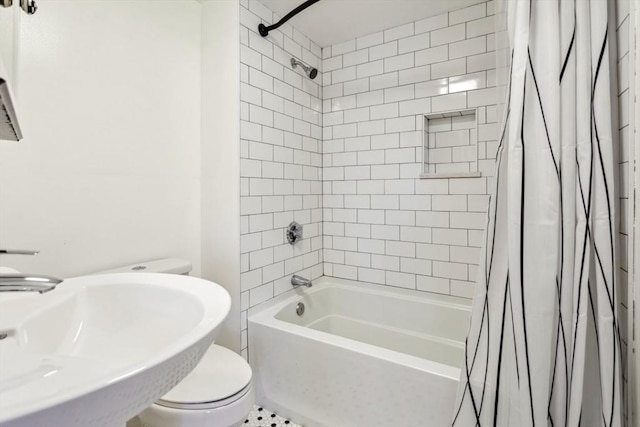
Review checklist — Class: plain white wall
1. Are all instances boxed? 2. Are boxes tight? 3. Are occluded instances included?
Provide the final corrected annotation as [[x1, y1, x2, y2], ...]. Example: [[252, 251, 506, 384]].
[[0, 7, 19, 93], [200, 0, 241, 352], [0, 1, 203, 278]]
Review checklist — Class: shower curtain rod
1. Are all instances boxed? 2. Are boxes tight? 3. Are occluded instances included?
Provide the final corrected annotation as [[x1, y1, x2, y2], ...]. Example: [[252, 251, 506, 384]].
[[258, 0, 321, 37]]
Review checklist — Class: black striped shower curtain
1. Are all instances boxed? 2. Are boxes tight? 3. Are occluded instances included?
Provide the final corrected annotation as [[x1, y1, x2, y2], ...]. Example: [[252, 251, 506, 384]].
[[452, 0, 622, 426]]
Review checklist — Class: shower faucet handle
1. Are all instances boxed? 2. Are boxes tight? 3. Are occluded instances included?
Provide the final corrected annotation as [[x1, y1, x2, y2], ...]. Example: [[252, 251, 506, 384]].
[[0, 249, 39, 256], [286, 222, 303, 245]]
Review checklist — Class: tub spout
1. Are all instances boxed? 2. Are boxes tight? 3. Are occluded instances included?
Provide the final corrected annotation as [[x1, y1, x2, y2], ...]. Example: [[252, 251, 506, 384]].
[[291, 275, 312, 288]]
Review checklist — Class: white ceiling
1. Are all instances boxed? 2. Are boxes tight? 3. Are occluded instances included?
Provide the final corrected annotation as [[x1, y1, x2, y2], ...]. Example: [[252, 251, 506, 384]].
[[258, 0, 485, 47]]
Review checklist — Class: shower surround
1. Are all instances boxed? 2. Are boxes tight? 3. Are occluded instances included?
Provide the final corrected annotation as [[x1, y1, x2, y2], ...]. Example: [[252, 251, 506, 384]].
[[239, 0, 498, 356]]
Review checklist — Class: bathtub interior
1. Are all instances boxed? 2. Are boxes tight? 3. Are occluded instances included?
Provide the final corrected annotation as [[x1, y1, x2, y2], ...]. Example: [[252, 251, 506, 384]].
[[273, 284, 470, 368]]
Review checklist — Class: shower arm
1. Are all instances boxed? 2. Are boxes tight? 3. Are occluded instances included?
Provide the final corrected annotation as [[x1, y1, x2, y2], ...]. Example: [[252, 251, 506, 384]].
[[258, 0, 321, 37]]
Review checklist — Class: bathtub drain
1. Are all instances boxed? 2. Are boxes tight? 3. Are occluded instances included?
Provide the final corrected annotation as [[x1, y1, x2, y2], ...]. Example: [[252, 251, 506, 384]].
[[296, 302, 305, 316]]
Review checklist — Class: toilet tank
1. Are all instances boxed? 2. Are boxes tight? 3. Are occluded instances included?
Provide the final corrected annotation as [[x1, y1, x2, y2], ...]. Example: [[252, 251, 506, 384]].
[[95, 258, 192, 275]]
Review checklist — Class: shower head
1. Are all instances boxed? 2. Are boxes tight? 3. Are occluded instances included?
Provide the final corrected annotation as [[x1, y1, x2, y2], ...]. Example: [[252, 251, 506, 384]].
[[290, 58, 318, 80]]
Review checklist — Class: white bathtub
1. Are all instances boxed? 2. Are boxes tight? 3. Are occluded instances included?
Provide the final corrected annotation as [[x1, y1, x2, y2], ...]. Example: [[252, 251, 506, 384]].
[[248, 277, 471, 427]]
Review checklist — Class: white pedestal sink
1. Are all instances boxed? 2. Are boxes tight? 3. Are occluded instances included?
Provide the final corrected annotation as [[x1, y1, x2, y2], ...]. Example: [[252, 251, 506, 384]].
[[0, 273, 231, 427]]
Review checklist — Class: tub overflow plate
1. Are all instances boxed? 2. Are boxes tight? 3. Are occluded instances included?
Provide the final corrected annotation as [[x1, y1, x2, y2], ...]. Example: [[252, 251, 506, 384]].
[[296, 302, 305, 316]]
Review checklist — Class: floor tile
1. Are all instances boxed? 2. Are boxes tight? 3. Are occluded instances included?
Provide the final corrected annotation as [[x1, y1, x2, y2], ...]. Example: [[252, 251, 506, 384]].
[[243, 405, 302, 427]]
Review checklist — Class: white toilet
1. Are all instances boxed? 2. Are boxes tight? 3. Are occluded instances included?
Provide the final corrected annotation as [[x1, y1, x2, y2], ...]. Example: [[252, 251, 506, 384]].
[[100, 259, 254, 427], [137, 343, 254, 427]]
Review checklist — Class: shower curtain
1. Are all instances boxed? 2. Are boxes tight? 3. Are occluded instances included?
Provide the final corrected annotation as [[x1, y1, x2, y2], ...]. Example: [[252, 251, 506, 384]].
[[452, 0, 622, 426]]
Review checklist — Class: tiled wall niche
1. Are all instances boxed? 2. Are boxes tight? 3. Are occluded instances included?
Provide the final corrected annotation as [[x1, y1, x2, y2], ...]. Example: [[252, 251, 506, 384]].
[[321, 0, 497, 298], [422, 109, 480, 177]]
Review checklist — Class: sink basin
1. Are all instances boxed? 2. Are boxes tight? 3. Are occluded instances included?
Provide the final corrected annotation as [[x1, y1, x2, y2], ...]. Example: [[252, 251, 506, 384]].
[[0, 273, 231, 427]]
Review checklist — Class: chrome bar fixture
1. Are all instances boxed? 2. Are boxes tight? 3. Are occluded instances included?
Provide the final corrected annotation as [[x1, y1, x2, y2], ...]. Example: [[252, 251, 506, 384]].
[[0, 249, 63, 293]]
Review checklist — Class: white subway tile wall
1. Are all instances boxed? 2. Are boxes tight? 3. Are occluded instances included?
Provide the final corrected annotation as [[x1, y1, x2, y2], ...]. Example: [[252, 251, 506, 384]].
[[321, 1, 497, 298], [240, 0, 324, 357], [615, 0, 631, 424]]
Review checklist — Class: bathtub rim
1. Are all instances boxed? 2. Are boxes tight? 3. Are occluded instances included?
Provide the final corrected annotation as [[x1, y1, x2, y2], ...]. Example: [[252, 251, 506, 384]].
[[248, 276, 471, 381]]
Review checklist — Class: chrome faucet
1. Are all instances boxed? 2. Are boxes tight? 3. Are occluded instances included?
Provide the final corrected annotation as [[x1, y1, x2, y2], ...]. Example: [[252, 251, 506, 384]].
[[0, 250, 63, 293], [291, 274, 312, 288]]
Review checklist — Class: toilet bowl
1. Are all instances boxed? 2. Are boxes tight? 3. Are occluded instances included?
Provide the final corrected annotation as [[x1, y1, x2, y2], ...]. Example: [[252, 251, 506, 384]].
[[138, 344, 254, 427], [98, 259, 254, 427]]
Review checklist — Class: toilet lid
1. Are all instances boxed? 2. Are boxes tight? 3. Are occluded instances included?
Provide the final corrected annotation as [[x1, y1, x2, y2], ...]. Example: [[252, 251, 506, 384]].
[[159, 344, 252, 405]]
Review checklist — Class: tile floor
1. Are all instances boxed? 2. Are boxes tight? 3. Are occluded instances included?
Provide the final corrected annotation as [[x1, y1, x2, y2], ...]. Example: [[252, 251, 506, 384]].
[[128, 404, 301, 427], [243, 405, 301, 427]]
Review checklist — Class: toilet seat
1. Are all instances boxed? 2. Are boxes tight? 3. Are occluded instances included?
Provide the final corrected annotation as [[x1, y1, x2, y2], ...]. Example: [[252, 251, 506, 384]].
[[157, 382, 253, 410], [155, 344, 252, 410]]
